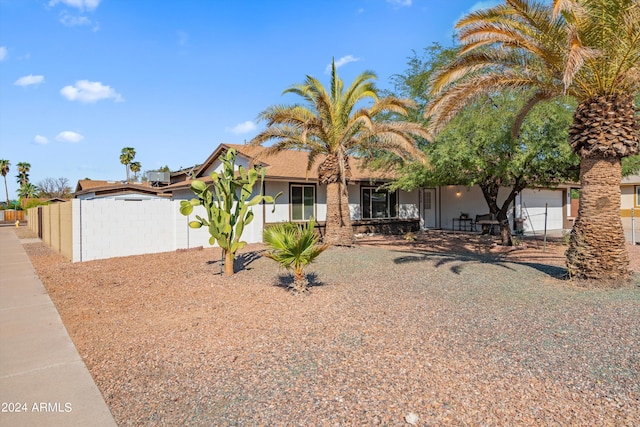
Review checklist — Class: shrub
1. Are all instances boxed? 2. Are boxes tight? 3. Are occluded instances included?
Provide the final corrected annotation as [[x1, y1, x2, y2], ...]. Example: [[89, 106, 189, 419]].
[[263, 218, 328, 293]]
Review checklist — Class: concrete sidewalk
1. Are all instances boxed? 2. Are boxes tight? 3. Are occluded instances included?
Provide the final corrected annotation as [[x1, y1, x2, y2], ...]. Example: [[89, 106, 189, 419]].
[[0, 227, 117, 426]]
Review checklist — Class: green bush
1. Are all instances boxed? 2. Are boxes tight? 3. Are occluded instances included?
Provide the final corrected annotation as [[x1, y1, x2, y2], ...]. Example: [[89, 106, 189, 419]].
[[263, 218, 328, 293]]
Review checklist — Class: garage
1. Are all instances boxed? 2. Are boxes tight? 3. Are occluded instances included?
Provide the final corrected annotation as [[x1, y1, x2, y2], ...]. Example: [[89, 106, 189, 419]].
[[518, 189, 565, 232]]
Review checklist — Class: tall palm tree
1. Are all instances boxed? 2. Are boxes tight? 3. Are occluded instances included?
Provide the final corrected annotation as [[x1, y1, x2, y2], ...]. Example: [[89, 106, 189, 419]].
[[425, 0, 640, 285], [120, 147, 136, 182], [130, 161, 142, 182], [15, 162, 31, 186], [0, 159, 9, 205], [251, 59, 428, 246]]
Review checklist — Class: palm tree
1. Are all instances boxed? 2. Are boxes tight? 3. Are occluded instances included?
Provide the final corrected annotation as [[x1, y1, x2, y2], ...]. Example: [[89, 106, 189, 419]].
[[120, 147, 136, 182], [0, 159, 10, 205], [263, 218, 329, 293], [425, 0, 640, 285], [130, 161, 142, 181], [15, 162, 31, 186], [18, 183, 39, 199], [251, 59, 428, 246]]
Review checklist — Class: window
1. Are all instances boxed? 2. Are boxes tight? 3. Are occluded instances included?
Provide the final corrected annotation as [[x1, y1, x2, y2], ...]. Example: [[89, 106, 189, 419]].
[[362, 187, 397, 219], [636, 186, 640, 207], [291, 184, 315, 221]]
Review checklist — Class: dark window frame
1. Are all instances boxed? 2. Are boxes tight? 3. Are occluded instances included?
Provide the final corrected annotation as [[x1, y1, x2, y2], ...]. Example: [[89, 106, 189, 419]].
[[361, 186, 398, 219], [289, 183, 317, 222]]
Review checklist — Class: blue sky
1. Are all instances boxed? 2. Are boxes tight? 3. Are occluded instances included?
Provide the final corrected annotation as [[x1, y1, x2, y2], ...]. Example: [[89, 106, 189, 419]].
[[0, 0, 498, 198]]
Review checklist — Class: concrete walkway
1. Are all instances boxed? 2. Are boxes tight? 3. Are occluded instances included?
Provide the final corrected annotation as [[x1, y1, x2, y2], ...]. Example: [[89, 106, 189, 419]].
[[0, 226, 117, 427]]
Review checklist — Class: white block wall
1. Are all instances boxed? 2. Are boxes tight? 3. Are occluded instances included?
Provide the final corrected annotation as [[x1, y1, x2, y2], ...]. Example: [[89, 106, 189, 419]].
[[71, 198, 264, 262]]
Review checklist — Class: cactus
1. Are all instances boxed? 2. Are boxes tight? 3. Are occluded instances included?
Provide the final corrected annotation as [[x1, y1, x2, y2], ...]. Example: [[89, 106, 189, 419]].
[[179, 148, 280, 276]]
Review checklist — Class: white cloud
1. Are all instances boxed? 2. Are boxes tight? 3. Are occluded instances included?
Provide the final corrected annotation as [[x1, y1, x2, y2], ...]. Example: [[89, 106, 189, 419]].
[[49, 0, 101, 12], [325, 55, 360, 73], [56, 131, 84, 143], [0, 46, 7, 61], [386, 0, 412, 6], [60, 80, 123, 103], [34, 135, 49, 145], [226, 121, 257, 134], [60, 13, 91, 27], [14, 75, 45, 87]]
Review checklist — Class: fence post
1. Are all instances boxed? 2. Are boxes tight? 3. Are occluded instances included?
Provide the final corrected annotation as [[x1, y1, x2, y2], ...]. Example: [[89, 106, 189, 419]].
[[633, 207, 636, 245]]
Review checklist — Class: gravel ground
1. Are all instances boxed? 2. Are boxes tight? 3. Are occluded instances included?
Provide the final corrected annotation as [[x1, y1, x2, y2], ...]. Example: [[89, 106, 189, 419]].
[[17, 228, 640, 426]]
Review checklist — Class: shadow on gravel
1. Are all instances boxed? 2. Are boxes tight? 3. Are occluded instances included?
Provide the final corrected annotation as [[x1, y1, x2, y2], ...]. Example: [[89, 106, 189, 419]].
[[393, 251, 568, 280], [272, 272, 326, 291], [206, 250, 265, 274]]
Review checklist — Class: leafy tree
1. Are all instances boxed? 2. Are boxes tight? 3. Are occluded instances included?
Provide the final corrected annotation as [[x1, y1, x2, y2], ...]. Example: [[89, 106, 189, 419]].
[[15, 162, 30, 186], [0, 159, 9, 205], [394, 92, 579, 245], [425, 0, 640, 285], [250, 59, 427, 246], [120, 147, 136, 182], [622, 155, 640, 177], [385, 44, 579, 245], [37, 177, 72, 198], [179, 148, 281, 276], [263, 218, 329, 293]]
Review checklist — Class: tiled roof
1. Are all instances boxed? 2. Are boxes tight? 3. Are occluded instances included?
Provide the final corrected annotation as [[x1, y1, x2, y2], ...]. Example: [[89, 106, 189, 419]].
[[224, 143, 394, 182], [159, 143, 397, 193], [74, 181, 166, 197]]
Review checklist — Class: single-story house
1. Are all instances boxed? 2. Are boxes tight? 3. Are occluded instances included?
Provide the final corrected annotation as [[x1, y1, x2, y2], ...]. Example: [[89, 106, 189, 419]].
[[621, 174, 640, 217], [74, 180, 169, 200], [163, 143, 574, 236]]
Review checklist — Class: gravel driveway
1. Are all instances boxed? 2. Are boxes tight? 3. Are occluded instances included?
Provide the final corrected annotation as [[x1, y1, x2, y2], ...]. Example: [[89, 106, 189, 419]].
[[19, 229, 640, 426]]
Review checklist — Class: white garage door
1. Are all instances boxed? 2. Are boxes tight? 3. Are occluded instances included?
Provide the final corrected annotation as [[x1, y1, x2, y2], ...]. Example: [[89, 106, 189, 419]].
[[519, 189, 564, 232]]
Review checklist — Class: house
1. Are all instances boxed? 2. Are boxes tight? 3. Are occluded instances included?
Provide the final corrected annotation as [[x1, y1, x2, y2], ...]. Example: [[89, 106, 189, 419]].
[[30, 143, 573, 263], [621, 174, 640, 217], [74, 179, 169, 200], [164, 143, 573, 236]]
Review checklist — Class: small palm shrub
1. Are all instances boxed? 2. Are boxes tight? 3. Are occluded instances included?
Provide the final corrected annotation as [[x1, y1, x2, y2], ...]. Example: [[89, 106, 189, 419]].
[[263, 218, 329, 293]]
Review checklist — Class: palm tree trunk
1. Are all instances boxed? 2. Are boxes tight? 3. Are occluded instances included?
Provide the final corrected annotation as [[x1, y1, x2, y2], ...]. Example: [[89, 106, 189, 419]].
[[566, 156, 630, 284], [323, 182, 353, 246], [3, 176, 8, 205]]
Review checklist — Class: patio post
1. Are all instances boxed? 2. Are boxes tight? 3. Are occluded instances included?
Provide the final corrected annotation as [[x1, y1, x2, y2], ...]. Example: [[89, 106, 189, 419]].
[[632, 207, 636, 245]]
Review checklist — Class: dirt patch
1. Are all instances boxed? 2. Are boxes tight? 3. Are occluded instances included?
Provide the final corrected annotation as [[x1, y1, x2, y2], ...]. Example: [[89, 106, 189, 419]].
[[18, 228, 640, 426]]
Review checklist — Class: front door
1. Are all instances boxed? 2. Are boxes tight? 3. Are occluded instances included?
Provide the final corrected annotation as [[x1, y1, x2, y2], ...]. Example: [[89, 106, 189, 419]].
[[422, 188, 436, 229]]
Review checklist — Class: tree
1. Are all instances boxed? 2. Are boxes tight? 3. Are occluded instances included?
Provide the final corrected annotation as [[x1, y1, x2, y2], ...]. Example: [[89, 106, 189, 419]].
[[37, 177, 72, 198], [130, 161, 142, 181], [425, 0, 640, 285], [263, 218, 329, 293], [386, 44, 578, 245], [395, 93, 579, 245], [250, 58, 428, 246], [120, 147, 136, 182], [18, 183, 40, 199], [0, 159, 9, 205], [15, 162, 31, 186], [179, 148, 281, 276]]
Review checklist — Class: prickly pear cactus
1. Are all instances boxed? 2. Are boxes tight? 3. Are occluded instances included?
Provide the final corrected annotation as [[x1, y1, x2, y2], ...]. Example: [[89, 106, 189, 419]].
[[179, 148, 280, 276]]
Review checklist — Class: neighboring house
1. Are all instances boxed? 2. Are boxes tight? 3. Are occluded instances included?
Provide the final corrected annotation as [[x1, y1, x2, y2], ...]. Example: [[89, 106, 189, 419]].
[[74, 180, 169, 200], [621, 174, 640, 217], [164, 143, 573, 236]]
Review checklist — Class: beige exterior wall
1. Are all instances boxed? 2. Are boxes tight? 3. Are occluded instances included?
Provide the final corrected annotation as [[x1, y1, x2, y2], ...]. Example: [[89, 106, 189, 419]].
[[621, 184, 638, 217], [27, 202, 73, 260], [60, 202, 73, 260]]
